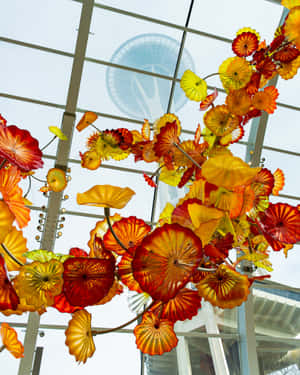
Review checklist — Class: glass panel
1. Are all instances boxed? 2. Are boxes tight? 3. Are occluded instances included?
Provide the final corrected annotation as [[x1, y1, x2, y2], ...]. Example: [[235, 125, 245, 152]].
[[257, 339, 300, 374], [87, 7, 184, 66], [264, 107, 300, 154], [0, 0, 82, 53], [268, 244, 300, 288], [147, 336, 239, 375], [189, 0, 283, 41], [277, 73, 300, 109], [253, 284, 300, 336], [36, 329, 140, 374], [0, 98, 64, 156], [0, 43, 72, 105], [64, 162, 154, 222], [94, 0, 191, 25], [78, 62, 173, 123]]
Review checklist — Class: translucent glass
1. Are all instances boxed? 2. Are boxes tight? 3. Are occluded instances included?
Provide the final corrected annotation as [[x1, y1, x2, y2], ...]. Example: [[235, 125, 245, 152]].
[[87, 6, 184, 64], [0, 0, 82, 53], [94, 0, 191, 25], [189, 0, 283, 41], [0, 43, 72, 105]]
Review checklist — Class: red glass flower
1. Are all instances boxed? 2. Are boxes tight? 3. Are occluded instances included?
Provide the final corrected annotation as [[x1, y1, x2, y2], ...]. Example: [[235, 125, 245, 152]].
[[0, 125, 43, 171]]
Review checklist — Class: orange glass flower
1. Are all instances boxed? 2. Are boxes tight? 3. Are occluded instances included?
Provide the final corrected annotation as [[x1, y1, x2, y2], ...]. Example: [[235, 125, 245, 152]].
[[134, 312, 178, 355], [272, 168, 285, 195], [154, 121, 180, 166], [225, 89, 251, 116], [0, 323, 24, 358], [253, 168, 275, 196], [65, 309, 95, 363], [63, 257, 115, 307], [150, 288, 201, 322], [77, 185, 135, 209], [80, 150, 102, 170], [196, 265, 250, 309], [1, 227, 27, 271], [0, 201, 14, 243], [252, 86, 278, 114], [103, 216, 151, 256], [76, 111, 98, 132], [278, 55, 300, 80], [153, 113, 181, 136], [132, 223, 202, 301], [203, 105, 240, 137], [232, 32, 259, 57], [0, 166, 30, 229], [0, 125, 43, 171], [15, 260, 64, 309], [0, 255, 19, 311]]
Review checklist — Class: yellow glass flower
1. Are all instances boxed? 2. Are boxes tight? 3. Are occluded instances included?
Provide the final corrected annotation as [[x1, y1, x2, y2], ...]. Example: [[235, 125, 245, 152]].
[[180, 70, 208, 101], [219, 57, 252, 91], [14, 260, 64, 309], [203, 105, 240, 137], [0, 323, 24, 358], [44, 168, 67, 193], [80, 150, 102, 170], [281, 0, 300, 9], [278, 55, 300, 80], [77, 185, 135, 209], [201, 155, 261, 190], [1, 226, 27, 271], [285, 6, 300, 49], [48, 126, 68, 141], [197, 265, 250, 309], [65, 309, 95, 363]]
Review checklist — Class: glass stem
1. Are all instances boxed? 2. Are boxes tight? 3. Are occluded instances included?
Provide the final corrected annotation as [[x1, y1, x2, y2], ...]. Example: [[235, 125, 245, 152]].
[[0, 159, 7, 170], [203, 72, 219, 80], [92, 302, 154, 336], [41, 136, 57, 152], [1, 243, 25, 267], [197, 266, 217, 272], [104, 207, 128, 252], [31, 175, 47, 184], [0, 345, 5, 353], [173, 143, 202, 169], [24, 175, 32, 199]]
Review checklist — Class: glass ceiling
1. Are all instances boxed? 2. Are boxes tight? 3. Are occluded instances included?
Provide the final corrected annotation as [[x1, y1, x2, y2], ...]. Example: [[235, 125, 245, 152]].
[[0, 0, 300, 373]]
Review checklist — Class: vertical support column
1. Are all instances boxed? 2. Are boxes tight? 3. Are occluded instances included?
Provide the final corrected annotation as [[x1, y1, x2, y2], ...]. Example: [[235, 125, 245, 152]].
[[17, 1, 95, 374], [176, 336, 193, 375], [204, 303, 230, 375], [238, 291, 259, 375]]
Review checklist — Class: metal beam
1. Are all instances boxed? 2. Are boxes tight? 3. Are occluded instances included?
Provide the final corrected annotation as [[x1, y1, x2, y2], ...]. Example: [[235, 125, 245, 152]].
[[238, 291, 260, 375], [176, 337, 193, 375], [17, 1, 95, 374]]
